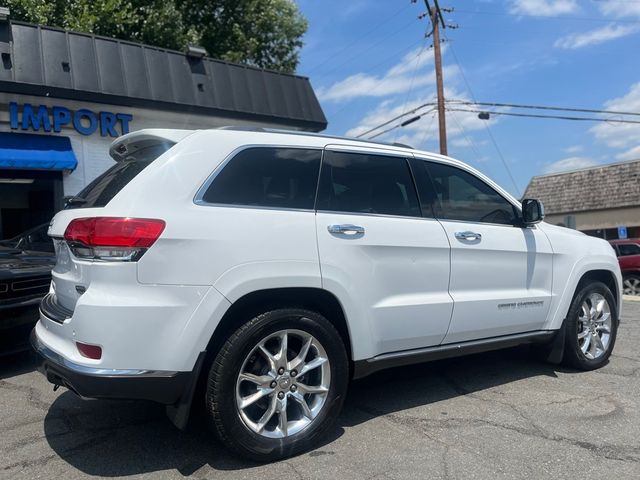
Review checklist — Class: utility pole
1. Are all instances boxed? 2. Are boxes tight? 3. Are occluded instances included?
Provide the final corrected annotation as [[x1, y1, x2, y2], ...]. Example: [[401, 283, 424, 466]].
[[423, 0, 448, 156]]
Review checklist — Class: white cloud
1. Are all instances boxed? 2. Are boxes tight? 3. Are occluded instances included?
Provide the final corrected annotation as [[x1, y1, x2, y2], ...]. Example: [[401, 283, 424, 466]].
[[598, 0, 640, 18], [509, 0, 578, 16], [564, 145, 584, 154], [543, 157, 598, 174], [590, 82, 640, 152], [345, 87, 499, 154], [316, 46, 445, 103], [616, 145, 640, 161], [554, 23, 640, 49]]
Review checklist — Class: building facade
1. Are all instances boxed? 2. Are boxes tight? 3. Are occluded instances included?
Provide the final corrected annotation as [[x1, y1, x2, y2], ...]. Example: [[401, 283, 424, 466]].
[[0, 19, 326, 239], [523, 160, 640, 240]]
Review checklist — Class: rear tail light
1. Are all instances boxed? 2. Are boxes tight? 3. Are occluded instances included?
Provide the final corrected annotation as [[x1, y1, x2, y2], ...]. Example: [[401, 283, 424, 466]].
[[76, 341, 102, 360], [64, 217, 165, 261]]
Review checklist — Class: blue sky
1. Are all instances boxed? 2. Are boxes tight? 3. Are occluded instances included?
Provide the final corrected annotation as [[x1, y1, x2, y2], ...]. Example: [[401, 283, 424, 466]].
[[295, 0, 640, 196]]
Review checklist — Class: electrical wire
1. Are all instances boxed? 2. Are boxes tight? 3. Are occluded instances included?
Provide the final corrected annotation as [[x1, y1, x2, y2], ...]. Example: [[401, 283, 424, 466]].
[[305, 3, 412, 75], [446, 107, 640, 124], [449, 100, 640, 117], [455, 8, 640, 24], [368, 107, 437, 139], [355, 101, 436, 138], [446, 40, 521, 196], [394, 42, 431, 142]]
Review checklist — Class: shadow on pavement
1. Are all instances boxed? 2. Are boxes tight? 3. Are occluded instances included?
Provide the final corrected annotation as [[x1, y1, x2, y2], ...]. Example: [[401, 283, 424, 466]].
[[42, 346, 574, 476], [0, 350, 36, 380]]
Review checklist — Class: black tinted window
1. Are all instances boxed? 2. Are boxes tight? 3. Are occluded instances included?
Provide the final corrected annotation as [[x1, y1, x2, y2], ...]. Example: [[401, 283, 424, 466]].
[[202, 148, 321, 210], [317, 151, 421, 217], [618, 243, 640, 256], [425, 162, 518, 225], [69, 143, 173, 209]]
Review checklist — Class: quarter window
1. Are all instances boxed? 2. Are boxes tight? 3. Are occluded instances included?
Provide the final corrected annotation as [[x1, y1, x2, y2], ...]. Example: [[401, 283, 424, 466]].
[[201, 148, 321, 210], [316, 150, 421, 217], [425, 162, 518, 225]]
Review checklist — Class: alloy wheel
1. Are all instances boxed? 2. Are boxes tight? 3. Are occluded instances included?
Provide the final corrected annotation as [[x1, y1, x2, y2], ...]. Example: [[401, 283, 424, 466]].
[[235, 329, 331, 438], [623, 276, 640, 296], [577, 293, 612, 360]]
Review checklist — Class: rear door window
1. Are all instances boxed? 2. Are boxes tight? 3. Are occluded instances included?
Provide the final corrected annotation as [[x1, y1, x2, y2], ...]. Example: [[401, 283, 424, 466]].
[[316, 150, 421, 217], [201, 147, 322, 210], [68, 143, 174, 209]]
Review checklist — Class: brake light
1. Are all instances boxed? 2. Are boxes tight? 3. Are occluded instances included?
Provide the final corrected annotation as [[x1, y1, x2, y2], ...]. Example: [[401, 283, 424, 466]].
[[64, 217, 165, 261]]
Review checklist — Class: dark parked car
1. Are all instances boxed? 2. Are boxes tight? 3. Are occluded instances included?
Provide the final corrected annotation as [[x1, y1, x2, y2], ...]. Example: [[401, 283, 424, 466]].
[[0, 224, 55, 355], [609, 238, 640, 296]]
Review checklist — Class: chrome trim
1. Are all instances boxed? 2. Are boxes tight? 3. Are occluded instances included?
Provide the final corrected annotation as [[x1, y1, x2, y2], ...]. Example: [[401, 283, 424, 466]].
[[31, 330, 178, 378], [193, 144, 323, 207], [328, 224, 365, 235], [455, 231, 482, 241], [372, 330, 555, 363], [317, 209, 426, 221]]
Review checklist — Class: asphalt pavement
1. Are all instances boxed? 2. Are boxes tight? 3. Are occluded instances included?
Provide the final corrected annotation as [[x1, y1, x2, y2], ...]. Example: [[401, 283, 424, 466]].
[[2, 300, 639, 479]]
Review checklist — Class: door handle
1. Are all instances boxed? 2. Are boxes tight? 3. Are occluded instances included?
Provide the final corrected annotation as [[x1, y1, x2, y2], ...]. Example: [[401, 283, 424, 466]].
[[328, 224, 365, 235], [455, 231, 482, 241]]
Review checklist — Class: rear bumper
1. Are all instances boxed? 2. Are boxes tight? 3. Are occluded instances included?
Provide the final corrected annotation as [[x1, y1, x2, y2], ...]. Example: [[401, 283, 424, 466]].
[[31, 328, 192, 405]]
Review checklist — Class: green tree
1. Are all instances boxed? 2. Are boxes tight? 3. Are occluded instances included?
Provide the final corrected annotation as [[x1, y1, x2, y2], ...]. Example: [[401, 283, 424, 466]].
[[3, 0, 308, 73]]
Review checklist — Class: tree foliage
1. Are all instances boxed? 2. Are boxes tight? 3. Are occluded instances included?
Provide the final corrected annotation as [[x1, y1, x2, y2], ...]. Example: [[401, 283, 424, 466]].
[[4, 0, 308, 73]]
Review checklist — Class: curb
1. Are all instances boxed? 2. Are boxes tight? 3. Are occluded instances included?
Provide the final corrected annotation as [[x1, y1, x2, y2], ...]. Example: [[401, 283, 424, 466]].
[[623, 295, 640, 302]]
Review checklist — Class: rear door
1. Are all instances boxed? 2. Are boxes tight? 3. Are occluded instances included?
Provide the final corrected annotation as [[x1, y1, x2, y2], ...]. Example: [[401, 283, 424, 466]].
[[315, 146, 452, 356]]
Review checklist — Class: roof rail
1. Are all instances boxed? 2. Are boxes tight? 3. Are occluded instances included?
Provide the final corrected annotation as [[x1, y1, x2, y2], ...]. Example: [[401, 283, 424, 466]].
[[215, 126, 415, 150]]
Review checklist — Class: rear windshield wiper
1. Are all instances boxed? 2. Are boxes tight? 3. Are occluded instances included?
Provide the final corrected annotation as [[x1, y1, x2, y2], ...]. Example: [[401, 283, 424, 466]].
[[63, 196, 87, 208]]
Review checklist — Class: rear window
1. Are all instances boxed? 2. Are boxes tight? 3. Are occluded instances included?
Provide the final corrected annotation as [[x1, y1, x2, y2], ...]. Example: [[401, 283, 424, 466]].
[[201, 147, 322, 210], [67, 143, 173, 209]]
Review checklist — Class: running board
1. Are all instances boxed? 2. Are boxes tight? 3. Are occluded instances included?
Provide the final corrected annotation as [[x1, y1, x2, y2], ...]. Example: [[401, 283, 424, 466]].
[[352, 330, 556, 379]]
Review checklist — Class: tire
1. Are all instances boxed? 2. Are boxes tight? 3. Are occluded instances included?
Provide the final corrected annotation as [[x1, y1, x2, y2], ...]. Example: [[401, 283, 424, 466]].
[[623, 274, 640, 296], [562, 281, 618, 370], [206, 308, 349, 462]]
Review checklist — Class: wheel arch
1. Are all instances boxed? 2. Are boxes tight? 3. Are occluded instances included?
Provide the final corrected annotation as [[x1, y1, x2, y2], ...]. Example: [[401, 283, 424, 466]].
[[203, 287, 353, 370], [575, 269, 620, 313]]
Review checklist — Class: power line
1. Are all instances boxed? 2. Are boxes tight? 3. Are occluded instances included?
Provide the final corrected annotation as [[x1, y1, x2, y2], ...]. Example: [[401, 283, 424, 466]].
[[446, 40, 521, 196], [455, 8, 640, 24], [395, 41, 430, 142], [447, 107, 640, 124], [368, 107, 437, 139], [305, 3, 413, 75], [309, 16, 419, 80], [450, 100, 640, 117], [355, 101, 436, 138]]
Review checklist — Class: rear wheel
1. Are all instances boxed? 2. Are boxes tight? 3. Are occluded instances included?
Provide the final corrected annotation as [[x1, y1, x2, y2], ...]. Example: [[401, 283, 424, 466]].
[[562, 281, 618, 370], [206, 308, 348, 461], [623, 274, 640, 296]]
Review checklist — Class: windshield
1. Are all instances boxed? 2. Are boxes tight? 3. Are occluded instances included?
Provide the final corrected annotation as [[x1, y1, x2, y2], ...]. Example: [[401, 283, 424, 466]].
[[67, 143, 174, 209]]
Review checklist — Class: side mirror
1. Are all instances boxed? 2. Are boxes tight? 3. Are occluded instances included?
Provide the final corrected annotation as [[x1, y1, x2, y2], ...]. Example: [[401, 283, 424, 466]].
[[522, 198, 545, 225]]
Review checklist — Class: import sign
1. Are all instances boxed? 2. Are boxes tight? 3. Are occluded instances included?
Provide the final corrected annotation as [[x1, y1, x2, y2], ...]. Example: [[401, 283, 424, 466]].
[[9, 102, 132, 138]]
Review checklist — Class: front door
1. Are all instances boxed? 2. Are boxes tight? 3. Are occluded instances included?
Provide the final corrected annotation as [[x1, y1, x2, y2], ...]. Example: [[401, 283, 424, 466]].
[[413, 158, 553, 344], [315, 146, 453, 357]]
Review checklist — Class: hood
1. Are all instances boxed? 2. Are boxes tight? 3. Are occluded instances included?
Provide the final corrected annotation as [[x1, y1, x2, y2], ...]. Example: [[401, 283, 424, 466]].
[[0, 247, 55, 280]]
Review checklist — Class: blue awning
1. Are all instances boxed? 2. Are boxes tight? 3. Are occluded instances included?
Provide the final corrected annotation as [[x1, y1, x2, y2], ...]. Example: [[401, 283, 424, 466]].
[[0, 132, 78, 171]]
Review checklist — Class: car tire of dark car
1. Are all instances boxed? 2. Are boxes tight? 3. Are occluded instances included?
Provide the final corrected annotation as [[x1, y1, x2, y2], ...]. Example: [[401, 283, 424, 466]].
[[206, 308, 349, 462], [562, 281, 618, 371], [623, 274, 640, 296]]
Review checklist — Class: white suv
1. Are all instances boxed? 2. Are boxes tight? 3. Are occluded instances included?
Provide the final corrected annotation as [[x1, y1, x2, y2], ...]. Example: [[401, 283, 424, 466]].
[[32, 128, 622, 461]]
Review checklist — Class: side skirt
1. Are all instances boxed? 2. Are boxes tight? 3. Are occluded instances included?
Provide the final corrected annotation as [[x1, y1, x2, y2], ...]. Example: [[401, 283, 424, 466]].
[[353, 330, 557, 379]]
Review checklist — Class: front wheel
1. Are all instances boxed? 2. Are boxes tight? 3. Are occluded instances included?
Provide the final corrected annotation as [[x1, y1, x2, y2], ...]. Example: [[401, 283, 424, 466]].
[[206, 308, 349, 462], [623, 274, 640, 296], [562, 281, 618, 370]]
